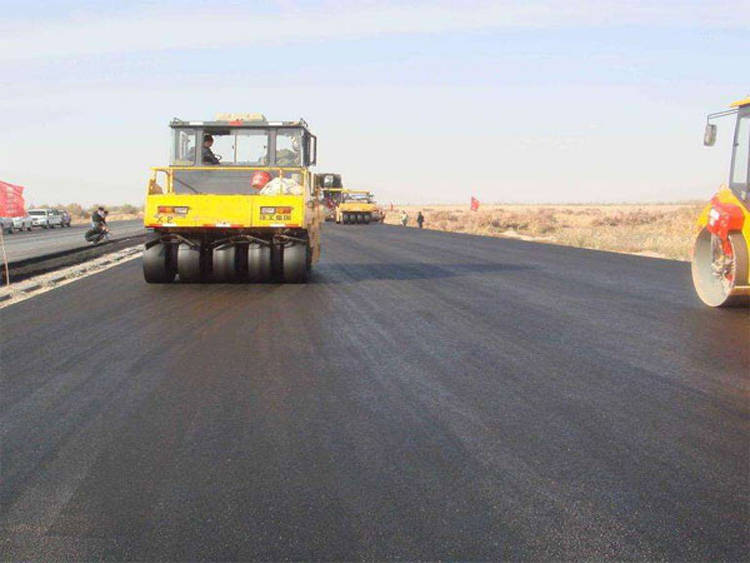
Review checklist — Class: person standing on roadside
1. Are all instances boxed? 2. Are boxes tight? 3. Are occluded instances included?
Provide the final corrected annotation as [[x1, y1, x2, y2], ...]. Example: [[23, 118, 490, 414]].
[[416, 211, 424, 229], [400, 210, 409, 226]]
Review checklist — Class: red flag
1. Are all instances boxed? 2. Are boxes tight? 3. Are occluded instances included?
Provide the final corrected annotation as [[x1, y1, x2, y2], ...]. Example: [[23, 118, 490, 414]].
[[470, 196, 479, 212], [0, 181, 26, 217]]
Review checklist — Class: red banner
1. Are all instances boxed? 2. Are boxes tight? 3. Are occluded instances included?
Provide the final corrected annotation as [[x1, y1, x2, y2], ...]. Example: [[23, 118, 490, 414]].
[[0, 181, 26, 217], [470, 196, 480, 211]]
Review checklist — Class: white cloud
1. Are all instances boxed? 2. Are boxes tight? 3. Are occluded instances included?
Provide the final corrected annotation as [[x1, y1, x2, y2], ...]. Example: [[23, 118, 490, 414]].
[[1, 1, 746, 63]]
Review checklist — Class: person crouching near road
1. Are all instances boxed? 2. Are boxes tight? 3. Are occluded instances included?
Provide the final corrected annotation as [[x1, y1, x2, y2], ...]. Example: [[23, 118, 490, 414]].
[[416, 211, 424, 229], [86, 207, 109, 241], [92, 207, 108, 230], [400, 210, 409, 226]]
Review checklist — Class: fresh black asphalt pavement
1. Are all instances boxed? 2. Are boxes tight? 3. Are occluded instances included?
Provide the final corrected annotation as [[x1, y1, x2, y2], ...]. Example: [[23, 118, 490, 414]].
[[1, 223, 748, 560]]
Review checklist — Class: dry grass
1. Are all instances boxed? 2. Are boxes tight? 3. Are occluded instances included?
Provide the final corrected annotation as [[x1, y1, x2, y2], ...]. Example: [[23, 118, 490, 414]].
[[384, 203, 705, 261], [70, 212, 143, 225]]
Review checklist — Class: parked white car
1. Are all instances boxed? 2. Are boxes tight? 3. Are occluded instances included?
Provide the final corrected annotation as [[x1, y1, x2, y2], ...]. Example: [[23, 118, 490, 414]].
[[12, 215, 33, 232], [0, 217, 13, 234], [28, 209, 50, 228], [28, 208, 63, 229]]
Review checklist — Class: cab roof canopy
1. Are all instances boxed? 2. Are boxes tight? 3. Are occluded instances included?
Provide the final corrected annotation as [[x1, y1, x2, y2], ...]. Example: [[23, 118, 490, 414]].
[[730, 97, 750, 108], [170, 114, 311, 129]]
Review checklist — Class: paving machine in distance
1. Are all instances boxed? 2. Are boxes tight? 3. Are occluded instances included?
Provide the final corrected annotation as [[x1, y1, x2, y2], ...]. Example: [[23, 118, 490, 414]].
[[692, 97, 750, 306], [143, 113, 321, 283], [315, 173, 344, 221], [336, 190, 379, 224]]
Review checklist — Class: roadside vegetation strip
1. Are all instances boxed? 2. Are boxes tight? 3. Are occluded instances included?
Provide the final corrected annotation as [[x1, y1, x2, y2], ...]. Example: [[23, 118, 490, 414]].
[[383, 203, 703, 261], [2, 232, 146, 284], [0, 246, 143, 308]]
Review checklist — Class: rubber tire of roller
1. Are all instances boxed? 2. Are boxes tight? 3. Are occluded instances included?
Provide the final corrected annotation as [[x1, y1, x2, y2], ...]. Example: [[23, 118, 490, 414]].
[[282, 244, 308, 283], [691, 229, 749, 307], [213, 245, 238, 282], [363, 214, 370, 224], [177, 243, 202, 283], [248, 244, 272, 283], [143, 242, 176, 283]]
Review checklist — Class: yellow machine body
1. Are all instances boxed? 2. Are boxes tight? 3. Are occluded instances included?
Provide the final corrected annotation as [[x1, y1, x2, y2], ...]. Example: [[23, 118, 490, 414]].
[[695, 187, 750, 254], [337, 200, 377, 214], [146, 194, 307, 228], [335, 190, 378, 224], [142, 117, 322, 283], [146, 169, 312, 229], [691, 98, 750, 306]]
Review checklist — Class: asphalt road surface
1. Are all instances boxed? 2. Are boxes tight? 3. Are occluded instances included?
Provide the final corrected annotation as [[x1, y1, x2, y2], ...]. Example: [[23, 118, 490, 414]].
[[1, 224, 748, 560], [1, 219, 143, 262]]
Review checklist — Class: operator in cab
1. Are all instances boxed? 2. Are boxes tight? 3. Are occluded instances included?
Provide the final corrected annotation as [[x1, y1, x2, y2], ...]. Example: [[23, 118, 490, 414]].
[[188, 134, 221, 165], [200, 134, 221, 165]]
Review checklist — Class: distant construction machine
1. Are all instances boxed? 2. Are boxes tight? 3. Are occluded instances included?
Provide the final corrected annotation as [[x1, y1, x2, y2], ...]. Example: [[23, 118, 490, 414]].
[[336, 190, 379, 224], [143, 113, 321, 283], [314, 172, 382, 224], [315, 173, 344, 221], [692, 97, 750, 306]]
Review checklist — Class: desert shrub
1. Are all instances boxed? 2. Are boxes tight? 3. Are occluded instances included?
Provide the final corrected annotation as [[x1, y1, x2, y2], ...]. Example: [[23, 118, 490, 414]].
[[112, 204, 141, 215], [386, 204, 701, 261], [575, 207, 603, 216], [430, 210, 459, 222], [64, 203, 87, 218], [485, 213, 529, 231], [530, 209, 558, 234], [592, 209, 665, 227]]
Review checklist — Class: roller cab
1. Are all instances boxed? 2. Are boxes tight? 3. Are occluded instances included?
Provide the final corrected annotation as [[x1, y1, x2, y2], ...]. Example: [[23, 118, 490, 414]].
[[143, 114, 321, 283]]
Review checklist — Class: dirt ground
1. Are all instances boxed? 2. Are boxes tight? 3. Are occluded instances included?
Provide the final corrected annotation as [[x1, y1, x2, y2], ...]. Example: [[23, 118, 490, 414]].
[[382, 203, 706, 261]]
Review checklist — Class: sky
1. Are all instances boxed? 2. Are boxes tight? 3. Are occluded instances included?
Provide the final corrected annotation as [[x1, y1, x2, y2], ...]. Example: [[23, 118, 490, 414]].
[[1, 0, 748, 206]]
